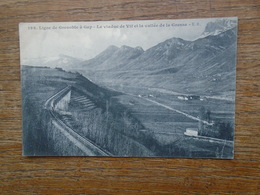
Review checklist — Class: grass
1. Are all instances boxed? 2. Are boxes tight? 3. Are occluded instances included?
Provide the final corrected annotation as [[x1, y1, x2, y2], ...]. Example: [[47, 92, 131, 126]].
[[110, 88, 234, 158], [22, 65, 234, 157], [22, 66, 155, 156]]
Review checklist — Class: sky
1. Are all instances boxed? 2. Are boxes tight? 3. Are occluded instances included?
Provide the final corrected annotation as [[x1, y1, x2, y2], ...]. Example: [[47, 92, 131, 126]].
[[19, 17, 235, 64]]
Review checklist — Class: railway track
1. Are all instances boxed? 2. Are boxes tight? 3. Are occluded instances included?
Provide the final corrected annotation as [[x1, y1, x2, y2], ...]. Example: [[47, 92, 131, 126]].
[[44, 85, 112, 156]]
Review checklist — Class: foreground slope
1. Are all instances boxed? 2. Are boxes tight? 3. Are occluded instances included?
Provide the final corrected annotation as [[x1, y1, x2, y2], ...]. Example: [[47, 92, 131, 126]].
[[22, 66, 154, 156]]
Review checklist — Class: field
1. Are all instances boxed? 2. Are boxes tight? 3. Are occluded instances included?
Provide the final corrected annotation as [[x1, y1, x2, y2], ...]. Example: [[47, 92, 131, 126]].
[[22, 66, 234, 157], [113, 90, 234, 158]]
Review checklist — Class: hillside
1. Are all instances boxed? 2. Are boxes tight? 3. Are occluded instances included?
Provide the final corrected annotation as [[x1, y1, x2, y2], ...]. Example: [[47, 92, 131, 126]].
[[79, 27, 237, 98], [21, 66, 156, 156], [79, 45, 144, 71]]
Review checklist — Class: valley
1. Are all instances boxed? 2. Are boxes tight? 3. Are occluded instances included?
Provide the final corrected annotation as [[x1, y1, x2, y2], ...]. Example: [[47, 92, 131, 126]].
[[21, 18, 237, 158]]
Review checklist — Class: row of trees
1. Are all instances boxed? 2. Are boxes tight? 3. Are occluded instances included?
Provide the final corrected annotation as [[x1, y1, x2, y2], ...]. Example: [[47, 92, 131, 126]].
[[70, 101, 155, 156]]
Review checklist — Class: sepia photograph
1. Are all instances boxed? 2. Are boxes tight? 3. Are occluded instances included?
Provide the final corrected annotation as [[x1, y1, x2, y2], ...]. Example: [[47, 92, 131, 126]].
[[19, 17, 237, 158]]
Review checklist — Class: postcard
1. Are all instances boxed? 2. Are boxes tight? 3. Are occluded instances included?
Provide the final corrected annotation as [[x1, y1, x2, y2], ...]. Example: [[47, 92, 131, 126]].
[[19, 17, 237, 158]]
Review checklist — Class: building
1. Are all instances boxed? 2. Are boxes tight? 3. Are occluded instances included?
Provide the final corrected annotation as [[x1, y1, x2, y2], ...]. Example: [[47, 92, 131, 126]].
[[184, 128, 198, 136]]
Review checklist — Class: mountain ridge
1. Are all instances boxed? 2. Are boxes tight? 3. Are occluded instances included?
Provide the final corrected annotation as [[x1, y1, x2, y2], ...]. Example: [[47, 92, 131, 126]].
[[26, 20, 237, 98], [199, 18, 237, 39], [80, 45, 144, 71], [78, 27, 237, 97]]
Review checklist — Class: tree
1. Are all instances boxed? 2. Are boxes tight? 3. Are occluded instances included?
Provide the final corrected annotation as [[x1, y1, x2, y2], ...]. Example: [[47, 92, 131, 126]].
[[199, 106, 206, 120], [206, 109, 211, 122], [218, 121, 233, 140]]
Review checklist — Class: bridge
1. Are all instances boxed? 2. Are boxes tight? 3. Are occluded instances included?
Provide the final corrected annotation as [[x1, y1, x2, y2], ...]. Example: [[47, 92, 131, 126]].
[[44, 85, 112, 156]]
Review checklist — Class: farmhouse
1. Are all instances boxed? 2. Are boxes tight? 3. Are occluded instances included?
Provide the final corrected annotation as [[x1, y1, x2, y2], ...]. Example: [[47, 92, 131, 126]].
[[184, 128, 198, 136]]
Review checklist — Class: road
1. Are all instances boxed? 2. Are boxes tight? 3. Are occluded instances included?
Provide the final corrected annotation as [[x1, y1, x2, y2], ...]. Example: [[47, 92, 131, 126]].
[[89, 82, 214, 125], [44, 85, 112, 156], [148, 87, 235, 101], [104, 85, 234, 146], [109, 87, 214, 126], [141, 97, 213, 125]]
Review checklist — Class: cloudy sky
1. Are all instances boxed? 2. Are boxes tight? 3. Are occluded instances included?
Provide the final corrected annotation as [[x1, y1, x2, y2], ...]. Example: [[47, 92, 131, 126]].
[[19, 18, 229, 63]]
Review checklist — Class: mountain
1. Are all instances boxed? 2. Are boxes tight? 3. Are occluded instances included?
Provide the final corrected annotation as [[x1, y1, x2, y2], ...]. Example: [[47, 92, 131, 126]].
[[77, 26, 237, 98], [22, 55, 83, 69], [78, 45, 119, 70], [45, 55, 83, 69], [80, 45, 144, 70], [120, 38, 190, 71], [199, 18, 237, 38]]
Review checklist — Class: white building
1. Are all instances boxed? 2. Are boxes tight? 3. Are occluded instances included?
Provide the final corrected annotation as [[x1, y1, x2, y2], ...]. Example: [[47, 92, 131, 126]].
[[184, 128, 198, 136]]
